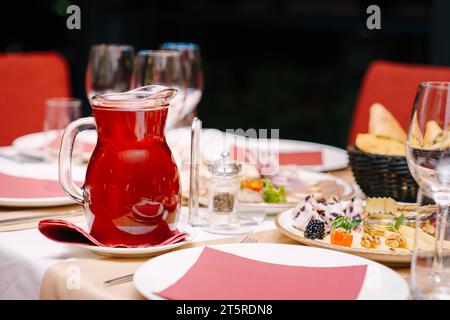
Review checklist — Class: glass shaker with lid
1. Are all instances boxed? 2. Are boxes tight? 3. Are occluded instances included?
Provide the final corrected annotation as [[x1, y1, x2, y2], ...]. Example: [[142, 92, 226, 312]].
[[207, 151, 241, 227]]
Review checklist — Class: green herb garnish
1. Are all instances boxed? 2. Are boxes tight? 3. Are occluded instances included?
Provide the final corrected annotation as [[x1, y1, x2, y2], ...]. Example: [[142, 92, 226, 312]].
[[350, 218, 362, 229], [331, 215, 362, 231]]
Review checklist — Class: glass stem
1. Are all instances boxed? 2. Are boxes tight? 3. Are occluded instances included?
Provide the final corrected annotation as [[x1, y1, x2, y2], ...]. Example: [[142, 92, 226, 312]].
[[433, 204, 449, 281]]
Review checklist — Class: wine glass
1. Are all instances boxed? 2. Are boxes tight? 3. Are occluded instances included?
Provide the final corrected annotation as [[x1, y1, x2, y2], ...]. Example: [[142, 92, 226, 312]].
[[406, 81, 450, 299], [85, 44, 135, 99], [44, 98, 82, 162], [160, 43, 203, 126], [131, 50, 187, 129]]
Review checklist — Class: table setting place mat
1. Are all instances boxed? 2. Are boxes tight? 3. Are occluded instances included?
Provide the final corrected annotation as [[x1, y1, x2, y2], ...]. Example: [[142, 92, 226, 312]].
[[39, 228, 410, 300], [156, 247, 367, 300]]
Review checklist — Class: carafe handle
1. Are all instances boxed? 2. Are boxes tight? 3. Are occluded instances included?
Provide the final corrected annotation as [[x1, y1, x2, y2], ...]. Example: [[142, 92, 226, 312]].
[[59, 117, 96, 204]]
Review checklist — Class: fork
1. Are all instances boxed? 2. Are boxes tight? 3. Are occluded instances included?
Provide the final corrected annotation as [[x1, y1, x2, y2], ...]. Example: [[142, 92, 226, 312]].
[[103, 235, 259, 287], [240, 235, 258, 244], [103, 273, 134, 287]]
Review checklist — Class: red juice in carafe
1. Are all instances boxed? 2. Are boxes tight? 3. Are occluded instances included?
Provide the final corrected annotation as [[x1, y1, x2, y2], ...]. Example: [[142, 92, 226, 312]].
[[83, 103, 181, 246]]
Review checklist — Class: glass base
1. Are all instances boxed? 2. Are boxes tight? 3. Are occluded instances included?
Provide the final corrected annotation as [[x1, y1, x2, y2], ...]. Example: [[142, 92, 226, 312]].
[[203, 214, 260, 235], [203, 224, 256, 235], [412, 287, 450, 300], [411, 271, 450, 300]]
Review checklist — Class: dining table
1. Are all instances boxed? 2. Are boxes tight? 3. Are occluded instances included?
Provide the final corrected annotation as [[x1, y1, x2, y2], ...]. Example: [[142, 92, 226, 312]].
[[0, 145, 411, 300]]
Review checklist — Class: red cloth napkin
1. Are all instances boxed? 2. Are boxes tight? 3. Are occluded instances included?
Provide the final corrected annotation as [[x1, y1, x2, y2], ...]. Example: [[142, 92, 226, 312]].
[[157, 247, 367, 300], [278, 151, 322, 166], [38, 219, 190, 248], [231, 146, 323, 166], [0, 172, 66, 198]]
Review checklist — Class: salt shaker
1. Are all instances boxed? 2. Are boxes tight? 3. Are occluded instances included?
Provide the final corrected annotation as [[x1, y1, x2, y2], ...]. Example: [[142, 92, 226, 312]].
[[207, 151, 241, 227]]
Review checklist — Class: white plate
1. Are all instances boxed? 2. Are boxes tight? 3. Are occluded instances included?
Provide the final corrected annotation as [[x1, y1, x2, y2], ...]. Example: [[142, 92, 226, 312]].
[[167, 127, 348, 172], [0, 156, 86, 207], [134, 243, 409, 300], [193, 168, 353, 215], [74, 238, 194, 258], [239, 169, 353, 214], [74, 225, 196, 258], [0, 196, 74, 207], [13, 131, 97, 161], [256, 138, 349, 172]]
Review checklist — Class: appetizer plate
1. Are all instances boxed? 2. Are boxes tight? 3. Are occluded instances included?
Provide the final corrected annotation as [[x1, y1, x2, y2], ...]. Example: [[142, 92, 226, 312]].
[[196, 196, 295, 215], [275, 209, 412, 265], [134, 243, 409, 300], [238, 202, 295, 215], [192, 169, 353, 215], [13, 130, 96, 161], [239, 169, 353, 214]]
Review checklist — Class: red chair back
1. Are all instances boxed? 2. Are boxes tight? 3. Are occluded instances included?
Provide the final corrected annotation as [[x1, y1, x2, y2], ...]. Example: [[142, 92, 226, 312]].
[[0, 52, 71, 146], [348, 60, 450, 145]]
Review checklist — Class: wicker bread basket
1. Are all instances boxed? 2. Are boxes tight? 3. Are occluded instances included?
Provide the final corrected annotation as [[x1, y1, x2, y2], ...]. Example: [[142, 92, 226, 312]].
[[347, 145, 418, 203]]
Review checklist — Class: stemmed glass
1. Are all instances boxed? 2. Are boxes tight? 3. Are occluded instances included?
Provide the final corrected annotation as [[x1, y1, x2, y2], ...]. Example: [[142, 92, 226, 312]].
[[160, 43, 203, 126], [131, 50, 187, 129], [85, 44, 135, 99], [406, 82, 450, 299], [44, 98, 82, 162]]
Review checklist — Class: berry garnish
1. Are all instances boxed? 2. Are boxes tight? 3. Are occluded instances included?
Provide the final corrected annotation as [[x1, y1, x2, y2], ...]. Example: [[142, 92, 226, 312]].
[[304, 219, 325, 240]]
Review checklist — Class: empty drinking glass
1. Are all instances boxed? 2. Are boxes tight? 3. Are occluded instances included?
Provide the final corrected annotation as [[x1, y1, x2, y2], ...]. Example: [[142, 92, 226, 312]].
[[44, 98, 82, 162], [85, 44, 135, 99], [160, 43, 203, 126], [132, 50, 187, 129], [411, 207, 450, 299], [406, 82, 450, 299]]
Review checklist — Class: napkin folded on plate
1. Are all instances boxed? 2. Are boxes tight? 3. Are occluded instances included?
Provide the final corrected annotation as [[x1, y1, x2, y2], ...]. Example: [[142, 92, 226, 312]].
[[231, 146, 323, 166], [0, 172, 66, 198], [278, 151, 323, 166], [157, 247, 367, 300], [38, 219, 190, 248]]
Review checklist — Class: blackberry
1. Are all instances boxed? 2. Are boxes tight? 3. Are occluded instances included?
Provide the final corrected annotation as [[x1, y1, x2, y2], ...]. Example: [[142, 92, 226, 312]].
[[304, 219, 325, 240]]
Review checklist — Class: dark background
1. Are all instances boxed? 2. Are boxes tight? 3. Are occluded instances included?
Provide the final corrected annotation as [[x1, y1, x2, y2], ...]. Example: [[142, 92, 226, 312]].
[[1, 0, 449, 148]]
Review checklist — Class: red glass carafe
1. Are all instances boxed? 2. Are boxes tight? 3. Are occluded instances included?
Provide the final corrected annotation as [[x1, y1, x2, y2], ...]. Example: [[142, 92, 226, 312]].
[[59, 86, 181, 246]]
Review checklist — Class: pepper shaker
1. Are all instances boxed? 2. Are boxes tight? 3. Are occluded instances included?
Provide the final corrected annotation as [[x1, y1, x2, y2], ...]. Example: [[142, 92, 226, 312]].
[[207, 151, 242, 227]]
